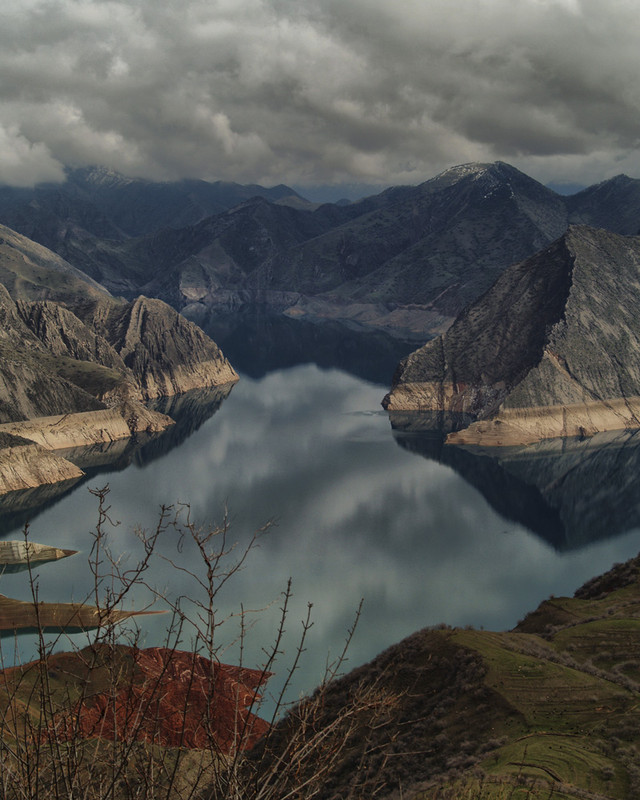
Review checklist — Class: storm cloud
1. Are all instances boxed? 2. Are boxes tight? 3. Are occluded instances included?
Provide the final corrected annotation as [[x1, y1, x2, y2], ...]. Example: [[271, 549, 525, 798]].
[[1, 0, 639, 189]]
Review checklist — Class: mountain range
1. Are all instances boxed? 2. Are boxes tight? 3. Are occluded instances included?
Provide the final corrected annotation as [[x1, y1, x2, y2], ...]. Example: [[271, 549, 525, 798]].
[[4, 161, 640, 448], [1, 163, 640, 337]]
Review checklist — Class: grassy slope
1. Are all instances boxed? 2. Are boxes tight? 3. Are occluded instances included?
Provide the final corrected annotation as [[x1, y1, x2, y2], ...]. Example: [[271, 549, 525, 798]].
[[252, 555, 640, 800], [412, 558, 640, 799]]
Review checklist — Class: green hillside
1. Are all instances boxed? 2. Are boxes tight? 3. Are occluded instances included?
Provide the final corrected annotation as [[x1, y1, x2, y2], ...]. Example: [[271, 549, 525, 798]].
[[255, 554, 640, 799]]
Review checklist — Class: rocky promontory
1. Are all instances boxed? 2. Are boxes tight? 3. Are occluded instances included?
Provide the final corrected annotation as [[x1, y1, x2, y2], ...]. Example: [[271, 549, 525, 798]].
[[0, 240, 238, 493], [383, 226, 640, 445]]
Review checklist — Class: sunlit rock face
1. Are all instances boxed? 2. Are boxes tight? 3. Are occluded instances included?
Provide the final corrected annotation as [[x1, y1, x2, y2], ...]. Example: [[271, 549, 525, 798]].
[[384, 226, 640, 444]]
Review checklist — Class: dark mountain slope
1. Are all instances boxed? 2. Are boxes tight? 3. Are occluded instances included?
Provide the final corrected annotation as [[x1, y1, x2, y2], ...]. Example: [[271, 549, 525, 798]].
[[0, 167, 310, 241], [3, 163, 640, 337], [101, 162, 575, 332], [161, 162, 569, 319], [384, 226, 640, 444], [567, 173, 640, 235], [0, 223, 109, 304], [306, 161, 569, 312], [64, 167, 311, 235]]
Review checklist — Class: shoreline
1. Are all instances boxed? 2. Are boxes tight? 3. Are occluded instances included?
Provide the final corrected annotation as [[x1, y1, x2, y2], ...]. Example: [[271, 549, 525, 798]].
[[446, 396, 640, 446], [0, 402, 175, 495]]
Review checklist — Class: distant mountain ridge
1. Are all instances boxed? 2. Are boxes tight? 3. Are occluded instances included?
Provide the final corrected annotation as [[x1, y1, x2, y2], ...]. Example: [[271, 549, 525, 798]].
[[1, 162, 640, 337]]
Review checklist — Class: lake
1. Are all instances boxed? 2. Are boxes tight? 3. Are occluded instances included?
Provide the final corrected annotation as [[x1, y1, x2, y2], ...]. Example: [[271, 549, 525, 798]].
[[1, 311, 640, 706]]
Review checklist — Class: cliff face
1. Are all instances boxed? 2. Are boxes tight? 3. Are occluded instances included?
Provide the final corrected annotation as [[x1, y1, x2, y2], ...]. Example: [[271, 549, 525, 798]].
[[0, 236, 238, 492], [82, 295, 238, 398], [0, 285, 237, 419], [0, 285, 108, 422], [383, 226, 640, 444]]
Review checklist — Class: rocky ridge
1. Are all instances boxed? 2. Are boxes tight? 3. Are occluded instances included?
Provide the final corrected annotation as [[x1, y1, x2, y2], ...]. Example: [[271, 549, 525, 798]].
[[0, 243, 238, 492], [3, 163, 640, 337], [383, 226, 640, 444]]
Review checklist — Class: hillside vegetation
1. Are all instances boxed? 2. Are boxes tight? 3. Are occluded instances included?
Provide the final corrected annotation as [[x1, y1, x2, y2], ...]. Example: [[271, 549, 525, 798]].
[[254, 553, 640, 799], [2, 524, 640, 799]]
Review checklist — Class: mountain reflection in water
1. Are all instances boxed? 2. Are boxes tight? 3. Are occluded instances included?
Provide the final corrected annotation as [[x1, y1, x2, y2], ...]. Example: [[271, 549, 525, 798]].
[[0, 385, 235, 537], [0, 316, 638, 701], [393, 427, 640, 551]]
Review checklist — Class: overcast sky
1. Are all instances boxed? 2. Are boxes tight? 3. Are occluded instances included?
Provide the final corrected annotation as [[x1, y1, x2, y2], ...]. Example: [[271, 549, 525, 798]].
[[2, 0, 639, 194]]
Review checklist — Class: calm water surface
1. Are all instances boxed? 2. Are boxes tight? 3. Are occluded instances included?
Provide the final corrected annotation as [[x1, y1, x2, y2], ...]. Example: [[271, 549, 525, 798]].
[[1, 314, 640, 703]]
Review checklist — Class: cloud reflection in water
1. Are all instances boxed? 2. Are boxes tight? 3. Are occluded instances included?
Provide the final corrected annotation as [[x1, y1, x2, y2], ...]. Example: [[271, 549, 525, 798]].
[[0, 365, 639, 702]]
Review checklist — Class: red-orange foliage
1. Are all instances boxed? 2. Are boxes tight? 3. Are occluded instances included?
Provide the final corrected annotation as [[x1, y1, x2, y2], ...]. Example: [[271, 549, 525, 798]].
[[56, 647, 270, 752]]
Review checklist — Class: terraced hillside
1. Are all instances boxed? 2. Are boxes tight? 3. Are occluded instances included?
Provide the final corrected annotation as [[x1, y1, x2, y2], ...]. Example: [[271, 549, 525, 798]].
[[256, 554, 640, 799]]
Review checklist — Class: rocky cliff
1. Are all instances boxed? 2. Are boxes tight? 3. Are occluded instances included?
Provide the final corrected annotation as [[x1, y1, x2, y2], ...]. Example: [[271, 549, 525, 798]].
[[74, 295, 238, 398], [383, 226, 640, 444], [0, 284, 237, 422], [0, 234, 238, 492]]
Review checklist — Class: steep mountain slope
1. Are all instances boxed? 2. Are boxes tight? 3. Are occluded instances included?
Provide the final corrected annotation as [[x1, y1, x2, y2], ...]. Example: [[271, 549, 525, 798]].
[[567, 173, 640, 235], [0, 223, 108, 304], [3, 163, 640, 337], [0, 229, 238, 492], [133, 162, 573, 331], [384, 226, 640, 443]]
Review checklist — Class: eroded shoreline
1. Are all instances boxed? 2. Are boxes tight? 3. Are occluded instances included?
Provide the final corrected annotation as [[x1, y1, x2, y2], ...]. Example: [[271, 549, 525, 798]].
[[0, 402, 175, 494], [445, 396, 640, 446]]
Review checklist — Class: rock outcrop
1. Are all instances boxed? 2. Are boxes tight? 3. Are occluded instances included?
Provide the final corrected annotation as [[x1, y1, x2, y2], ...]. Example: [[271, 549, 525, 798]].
[[74, 295, 238, 398], [0, 237, 238, 493], [0, 431, 84, 494], [0, 404, 174, 493], [384, 226, 640, 444]]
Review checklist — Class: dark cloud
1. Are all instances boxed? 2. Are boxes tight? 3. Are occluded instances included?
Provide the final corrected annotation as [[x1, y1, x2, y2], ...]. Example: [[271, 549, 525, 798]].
[[1, 0, 639, 188]]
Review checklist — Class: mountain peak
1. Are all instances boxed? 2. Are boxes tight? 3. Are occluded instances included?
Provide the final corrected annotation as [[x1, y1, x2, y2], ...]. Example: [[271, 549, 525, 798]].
[[434, 162, 494, 182], [428, 161, 537, 194], [66, 166, 137, 189]]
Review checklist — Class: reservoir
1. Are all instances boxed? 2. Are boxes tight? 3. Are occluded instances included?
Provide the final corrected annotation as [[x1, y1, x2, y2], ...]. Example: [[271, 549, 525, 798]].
[[1, 312, 640, 703]]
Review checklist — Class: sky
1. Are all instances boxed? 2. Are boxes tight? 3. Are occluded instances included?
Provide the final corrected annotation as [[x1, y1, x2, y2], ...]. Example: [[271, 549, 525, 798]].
[[1, 0, 640, 197]]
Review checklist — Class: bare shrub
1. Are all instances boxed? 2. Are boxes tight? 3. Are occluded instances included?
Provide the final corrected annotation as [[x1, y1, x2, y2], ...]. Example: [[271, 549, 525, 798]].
[[0, 486, 395, 800]]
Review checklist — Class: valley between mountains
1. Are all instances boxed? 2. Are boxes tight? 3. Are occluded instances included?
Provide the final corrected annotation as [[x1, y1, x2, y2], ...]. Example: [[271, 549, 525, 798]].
[[2, 160, 640, 472], [2, 162, 640, 798]]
